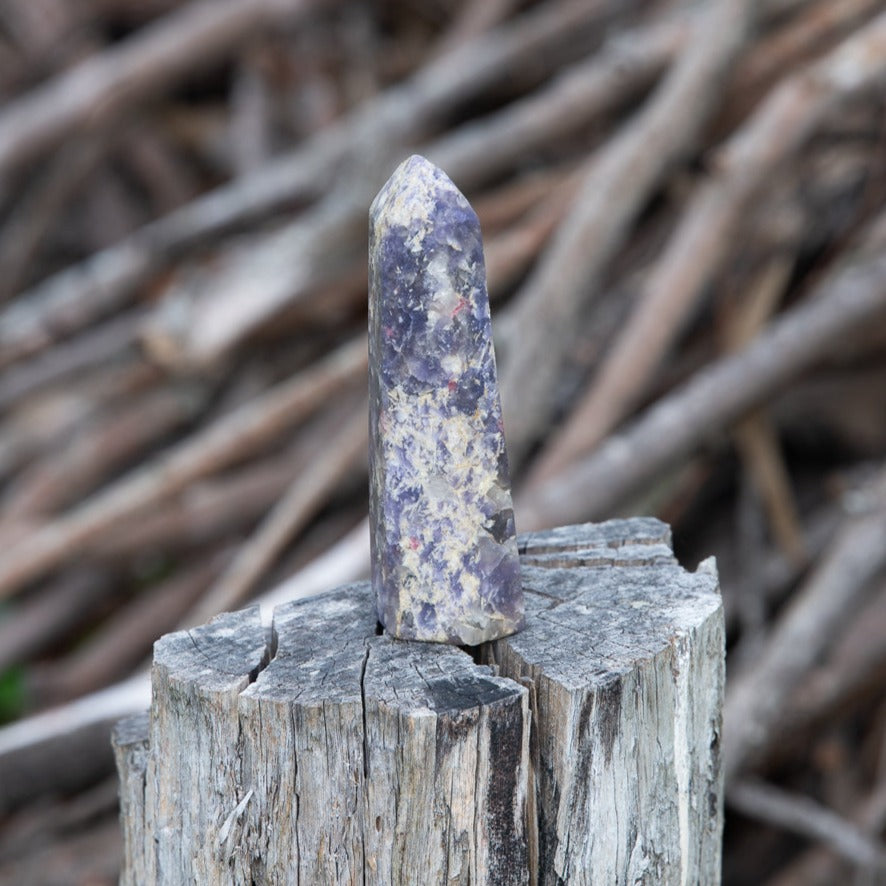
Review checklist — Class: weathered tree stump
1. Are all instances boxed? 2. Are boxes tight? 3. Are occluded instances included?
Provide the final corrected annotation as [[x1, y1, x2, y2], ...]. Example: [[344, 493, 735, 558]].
[[114, 518, 724, 884]]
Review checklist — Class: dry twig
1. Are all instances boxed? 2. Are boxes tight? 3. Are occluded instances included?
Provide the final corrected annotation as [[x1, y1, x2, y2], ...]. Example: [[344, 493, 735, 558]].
[[183, 404, 367, 625], [0, 310, 147, 411], [0, 336, 366, 600], [723, 472, 886, 782], [0, 0, 318, 184], [143, 11, 685, 369], [31, 554, 227, 704], [0, 516, 371, 811], [519, 221, 886, 529], [725, 258, 806, 565], [497, 0, 755, 470], [531, 11, 886, 480], [728, 780, 886, 872], [0, 570, 114, 672], [3, 383, 208, 519], [0, 0, 610, 369]]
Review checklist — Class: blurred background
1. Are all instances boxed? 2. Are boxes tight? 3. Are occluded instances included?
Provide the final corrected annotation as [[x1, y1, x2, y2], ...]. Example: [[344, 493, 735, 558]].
[[0, 0, 885, 882]]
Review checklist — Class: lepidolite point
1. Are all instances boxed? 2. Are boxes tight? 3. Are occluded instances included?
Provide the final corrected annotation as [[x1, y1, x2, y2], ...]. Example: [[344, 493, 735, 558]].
[[368, 155, 523, 645]]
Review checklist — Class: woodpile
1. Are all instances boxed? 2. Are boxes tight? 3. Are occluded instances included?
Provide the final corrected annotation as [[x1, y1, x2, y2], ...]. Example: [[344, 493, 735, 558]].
[[0, 0, 885, 882]]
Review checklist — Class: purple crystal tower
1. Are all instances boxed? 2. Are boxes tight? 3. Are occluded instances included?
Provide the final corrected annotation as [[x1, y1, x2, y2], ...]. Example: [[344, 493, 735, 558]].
[[368, 155, 523, 645]]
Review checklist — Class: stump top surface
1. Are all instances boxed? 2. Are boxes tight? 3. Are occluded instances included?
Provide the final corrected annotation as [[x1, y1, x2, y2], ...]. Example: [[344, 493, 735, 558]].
[[151, 520, 719, 705], [513, 561, 718, 689], [242, 583, 526, 716], [152, 605, 269, 692], [112, 711, 150, 749]]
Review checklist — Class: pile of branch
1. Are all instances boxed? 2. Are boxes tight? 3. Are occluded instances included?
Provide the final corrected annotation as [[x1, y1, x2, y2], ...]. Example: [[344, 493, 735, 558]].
[[1, 0, 886, 882]]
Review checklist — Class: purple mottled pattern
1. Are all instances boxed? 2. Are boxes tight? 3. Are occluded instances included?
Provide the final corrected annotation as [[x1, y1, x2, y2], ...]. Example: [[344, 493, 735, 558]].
[[368, 155, 523, 645]]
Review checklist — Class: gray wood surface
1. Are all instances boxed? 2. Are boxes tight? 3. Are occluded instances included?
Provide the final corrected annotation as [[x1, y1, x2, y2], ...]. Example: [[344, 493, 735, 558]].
[[111, 711, 150, 886], [115, 518, 724, 884], [496, 519, 724, 883]]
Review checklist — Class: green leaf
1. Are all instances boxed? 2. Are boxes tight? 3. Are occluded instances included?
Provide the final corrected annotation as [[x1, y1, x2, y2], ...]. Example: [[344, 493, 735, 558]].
[[0, 666, 25, 725]]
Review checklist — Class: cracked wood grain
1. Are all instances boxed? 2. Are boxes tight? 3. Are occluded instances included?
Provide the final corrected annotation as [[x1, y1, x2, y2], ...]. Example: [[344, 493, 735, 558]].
[[115, 519, 724, 884]]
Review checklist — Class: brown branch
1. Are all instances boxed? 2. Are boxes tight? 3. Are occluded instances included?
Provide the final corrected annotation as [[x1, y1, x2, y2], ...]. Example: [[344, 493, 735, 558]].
[[0, 310, 146, 411], [142, 12, 685, 369], [0, 517, 370, 810], [430, 0, 522, 60], [773, 364, 886, 455], [472, 164, 579, 231], [3, 382, 208, 519], [0, 0, 317, 184], [255, 516, 370, 616], [484, 172, 581, 299], [732, 417, 807, 564], [0, 0, 612, 369], [722, 0, 883, 126], [787, 586, 886, 729], [0, 780, 121, 882], [121, 125, 201, 214], [724, 258, 807, 565], [722, 474, 886, 783], [531, 11, 886, 479], [497, 0, 755, 471], [741, 585, 886, 778], [0, 570, 115, 672], [724, 504, 841, 635], [184, 405, 367, 626], [92, 453, 300, 559], [728, 780, 886, 872], [767, 769, 886, 885], [0, 335, 367, 600], [0, 673, 150, 813], [0, 358, 159, 486], [85, 382, 366, 565], [30, 554, 226, 705], [0, 135, 107, 303], [428, 17, 687, 194], [518, 217, 886, 530]]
